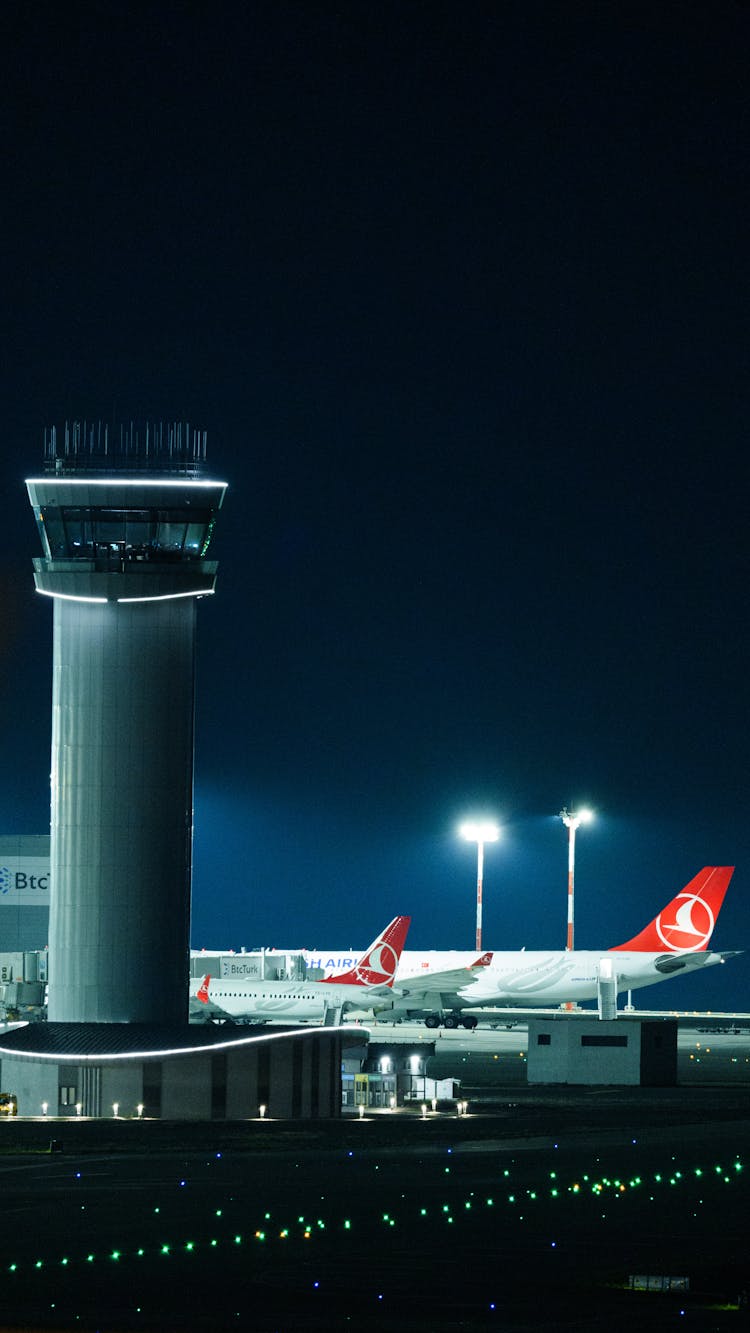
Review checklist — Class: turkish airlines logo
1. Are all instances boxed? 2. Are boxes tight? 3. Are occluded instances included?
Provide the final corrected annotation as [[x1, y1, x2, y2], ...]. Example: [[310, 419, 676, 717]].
[[354, 941, 399, 987], [655, 891, 715, 952]]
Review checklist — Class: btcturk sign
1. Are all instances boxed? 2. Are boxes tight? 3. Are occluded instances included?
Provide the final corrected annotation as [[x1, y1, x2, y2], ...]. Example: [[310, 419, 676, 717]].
[[0, 862, 50, 906]]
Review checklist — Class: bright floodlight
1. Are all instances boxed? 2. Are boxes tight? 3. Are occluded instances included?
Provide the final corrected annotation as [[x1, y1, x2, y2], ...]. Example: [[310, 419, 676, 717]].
[[559, 807, 593, 831], [460, 820, 500, 843], [459, 818, 500, 950]]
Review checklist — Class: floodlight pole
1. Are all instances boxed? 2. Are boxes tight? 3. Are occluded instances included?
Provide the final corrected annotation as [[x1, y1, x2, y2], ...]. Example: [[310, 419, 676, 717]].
[[559, 807, 593, 951], [475, 838, 486, 953], [565, 816, 577, 952], [460, 821, 500, 952]]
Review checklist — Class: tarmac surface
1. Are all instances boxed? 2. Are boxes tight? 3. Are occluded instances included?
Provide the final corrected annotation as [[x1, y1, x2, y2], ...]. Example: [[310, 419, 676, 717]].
[[1, 1082, 750, 1332]]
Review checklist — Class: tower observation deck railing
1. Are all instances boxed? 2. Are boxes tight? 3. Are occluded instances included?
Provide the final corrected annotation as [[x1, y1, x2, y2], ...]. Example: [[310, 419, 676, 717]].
[[42, 420, 209, 478]]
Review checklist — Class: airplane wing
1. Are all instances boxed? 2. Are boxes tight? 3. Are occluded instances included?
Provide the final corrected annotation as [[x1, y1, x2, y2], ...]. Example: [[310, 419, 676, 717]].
[[394, 953, 493, 999], [336, 980, 406, 1011]]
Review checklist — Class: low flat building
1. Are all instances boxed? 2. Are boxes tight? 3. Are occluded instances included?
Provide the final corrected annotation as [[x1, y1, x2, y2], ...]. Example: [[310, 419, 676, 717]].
[[527, 1016, 678, 1086], [0, 1022, 357, 1119]]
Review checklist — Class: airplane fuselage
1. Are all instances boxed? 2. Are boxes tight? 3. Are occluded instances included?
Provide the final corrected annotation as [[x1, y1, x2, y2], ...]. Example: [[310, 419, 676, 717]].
[[454, 948, 726, 1007], [301, 946, 727, 1013], [189, 977, 394, 1024]]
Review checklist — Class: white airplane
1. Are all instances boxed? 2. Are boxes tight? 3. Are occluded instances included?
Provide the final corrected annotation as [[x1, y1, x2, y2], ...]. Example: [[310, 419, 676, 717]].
[[306, 866, 739, 1028], [190, 915, 412, 1026]]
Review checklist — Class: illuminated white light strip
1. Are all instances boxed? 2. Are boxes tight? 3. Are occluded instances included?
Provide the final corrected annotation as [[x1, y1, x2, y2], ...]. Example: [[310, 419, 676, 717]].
[[117, 589, 214, 603], [0, 1024, 366, 1063], [35, 589, 108, 604], [26, 477, 227, 490], [35, 588, 214, 605]]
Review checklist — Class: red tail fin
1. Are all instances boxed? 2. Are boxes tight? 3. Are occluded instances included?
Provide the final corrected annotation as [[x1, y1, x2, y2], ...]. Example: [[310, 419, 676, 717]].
[[197, 975, 211, 1004], [611, 867, 734, 953], [324, 915, 411, 988]]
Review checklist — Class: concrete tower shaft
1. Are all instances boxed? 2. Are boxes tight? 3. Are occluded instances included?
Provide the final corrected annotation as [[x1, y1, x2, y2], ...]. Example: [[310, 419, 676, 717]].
[[48, 597, 196, 1022], [27, 434, 226, 1025]]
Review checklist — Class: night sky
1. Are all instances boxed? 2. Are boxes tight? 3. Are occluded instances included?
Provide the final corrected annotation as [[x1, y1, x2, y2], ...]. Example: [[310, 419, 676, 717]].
[[1, 2, 747, 1009]]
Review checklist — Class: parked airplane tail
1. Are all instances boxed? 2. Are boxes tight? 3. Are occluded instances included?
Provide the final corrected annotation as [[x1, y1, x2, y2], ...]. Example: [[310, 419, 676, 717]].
[[610, 866, 734, 953], [324, 915, 411, 988], [196, 975, 211, 1004]]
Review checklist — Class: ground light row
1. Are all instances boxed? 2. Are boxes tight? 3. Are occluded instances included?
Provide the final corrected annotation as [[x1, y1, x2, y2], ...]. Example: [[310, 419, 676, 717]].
[[3, 1158, 743, 1278]]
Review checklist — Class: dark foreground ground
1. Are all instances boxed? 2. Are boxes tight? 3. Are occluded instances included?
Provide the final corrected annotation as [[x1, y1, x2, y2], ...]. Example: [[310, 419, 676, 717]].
[[1, 1086, 749, 1333]]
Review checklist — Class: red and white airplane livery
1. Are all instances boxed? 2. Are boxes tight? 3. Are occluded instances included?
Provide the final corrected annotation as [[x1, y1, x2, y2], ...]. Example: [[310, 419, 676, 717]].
[[190, 915, 412, 1024], [190, 914, 496, 1026], [191, 868, 738, 1029], [306, 867, 738, 1028]]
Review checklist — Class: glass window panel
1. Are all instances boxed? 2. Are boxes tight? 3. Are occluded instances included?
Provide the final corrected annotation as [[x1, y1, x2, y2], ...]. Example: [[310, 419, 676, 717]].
[[95, 519, 127, 546], [157, 521, 188, 552], [184, 522, 207, 554], [41, 513, 66, 558], [62, 510, 88, 553]]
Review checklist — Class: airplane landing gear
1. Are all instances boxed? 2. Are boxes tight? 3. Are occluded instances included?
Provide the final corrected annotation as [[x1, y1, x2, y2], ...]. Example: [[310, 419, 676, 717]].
[[423, 1012, 478, 1030]]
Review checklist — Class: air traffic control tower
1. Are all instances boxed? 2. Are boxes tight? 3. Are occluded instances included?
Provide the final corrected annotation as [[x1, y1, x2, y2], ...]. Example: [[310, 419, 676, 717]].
[[26, 423, 226, 1025]]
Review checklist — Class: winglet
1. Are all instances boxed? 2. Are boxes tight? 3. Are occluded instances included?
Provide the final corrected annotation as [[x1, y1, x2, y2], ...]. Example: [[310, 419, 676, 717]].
[[324, 915, 411, 988], [472, 951, 493, 968], [610, 867, 734, 953], [196, 974, 211, 1004]]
